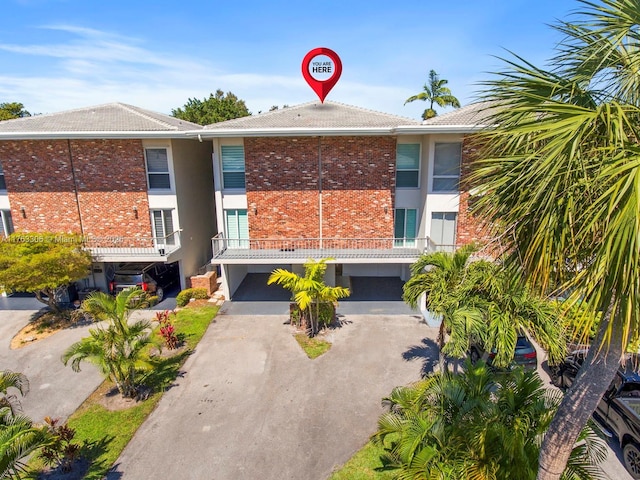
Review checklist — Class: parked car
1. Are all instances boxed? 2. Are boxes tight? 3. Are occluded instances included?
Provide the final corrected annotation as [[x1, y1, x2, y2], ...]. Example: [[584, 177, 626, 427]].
[[468, 332, 538, 370], [109, 262, 179, 302], [551, 351, 640, 478]]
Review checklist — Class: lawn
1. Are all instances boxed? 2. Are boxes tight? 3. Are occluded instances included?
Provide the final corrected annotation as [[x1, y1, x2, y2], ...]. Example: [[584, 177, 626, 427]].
[[27, 304, 218, 479], [328, 439, 396, 480]]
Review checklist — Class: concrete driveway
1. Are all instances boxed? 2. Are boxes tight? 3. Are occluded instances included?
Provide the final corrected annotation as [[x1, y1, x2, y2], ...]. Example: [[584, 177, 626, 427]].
[[108, 313, 437, 480], [0, 310, 104, 423]]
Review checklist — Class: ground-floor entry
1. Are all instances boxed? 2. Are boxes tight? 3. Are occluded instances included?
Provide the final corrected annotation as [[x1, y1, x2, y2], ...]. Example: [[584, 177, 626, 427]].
[[222, 273, 417, 316]]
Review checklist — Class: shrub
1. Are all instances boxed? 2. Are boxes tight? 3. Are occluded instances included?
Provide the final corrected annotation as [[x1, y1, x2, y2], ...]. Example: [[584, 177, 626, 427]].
[[39, 417, 81, 473], [176, 288, 209, 307], [155, 310, 179, 350]]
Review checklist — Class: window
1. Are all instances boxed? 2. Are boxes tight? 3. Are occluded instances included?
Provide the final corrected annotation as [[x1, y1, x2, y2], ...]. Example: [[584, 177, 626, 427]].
[[0, 210, 13, 237], [221, 145, 246, 189], [225, 209, 249, 248], [430, 212, 457, 249], [145, 148, 171, 189], [394, 208, 417, 247], [433, 142, 461, 192], [396, 144, 420, 188], [151, 209, 176, 245], [0, 162, 6, 190]]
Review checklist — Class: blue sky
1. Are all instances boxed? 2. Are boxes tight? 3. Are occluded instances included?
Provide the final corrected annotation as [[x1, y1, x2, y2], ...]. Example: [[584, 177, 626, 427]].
[[1, 0, 579, 120]]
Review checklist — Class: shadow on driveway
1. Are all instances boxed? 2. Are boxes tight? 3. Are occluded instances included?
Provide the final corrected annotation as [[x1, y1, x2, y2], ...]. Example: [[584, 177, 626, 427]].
[[403, 337, 439, 377]]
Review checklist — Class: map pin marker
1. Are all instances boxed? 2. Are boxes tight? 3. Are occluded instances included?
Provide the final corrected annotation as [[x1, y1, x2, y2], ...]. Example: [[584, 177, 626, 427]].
[[302, 47, 342, 103]]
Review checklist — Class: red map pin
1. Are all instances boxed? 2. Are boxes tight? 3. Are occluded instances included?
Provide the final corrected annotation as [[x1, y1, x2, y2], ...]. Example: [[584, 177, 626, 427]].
[[301, 47, 342, 103]]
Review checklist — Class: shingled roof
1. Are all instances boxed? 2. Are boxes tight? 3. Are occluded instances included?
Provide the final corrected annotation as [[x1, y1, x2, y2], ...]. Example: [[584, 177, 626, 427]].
[[200, 101, 421, 136], [0, 103, 201, 139], [421, 101, 498, 127]]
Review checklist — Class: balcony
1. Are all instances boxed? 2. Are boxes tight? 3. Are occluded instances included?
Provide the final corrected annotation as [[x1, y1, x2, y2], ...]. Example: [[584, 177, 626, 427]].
[[211, 234, 454, 265], [84, 231, 181, 263]]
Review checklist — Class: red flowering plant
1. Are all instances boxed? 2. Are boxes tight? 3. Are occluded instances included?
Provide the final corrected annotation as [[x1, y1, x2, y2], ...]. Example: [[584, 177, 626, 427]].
[[156, 310, 179, 350]]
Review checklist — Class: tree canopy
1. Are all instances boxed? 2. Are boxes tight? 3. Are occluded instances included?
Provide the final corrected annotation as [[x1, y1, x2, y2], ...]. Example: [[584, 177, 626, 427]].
[[0, 233, 91, 311], [171, 89, 250, 125], [0, 102, 30, 121]]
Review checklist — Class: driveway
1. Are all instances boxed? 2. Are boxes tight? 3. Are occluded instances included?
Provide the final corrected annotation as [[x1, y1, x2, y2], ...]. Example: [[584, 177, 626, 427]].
[[0, 310, 104, 423], [108, 313, 437, 480]]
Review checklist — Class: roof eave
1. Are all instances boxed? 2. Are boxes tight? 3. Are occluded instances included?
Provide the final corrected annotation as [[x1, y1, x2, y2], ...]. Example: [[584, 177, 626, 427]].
[[395, 124, 489, 134], [0, 131, 191, 140], [192, 127, 397, 138]]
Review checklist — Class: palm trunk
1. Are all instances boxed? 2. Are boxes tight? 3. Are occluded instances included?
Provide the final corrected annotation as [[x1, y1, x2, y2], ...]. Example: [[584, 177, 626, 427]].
[[437, 322, 446, 372], [537, 312, 623, 479]]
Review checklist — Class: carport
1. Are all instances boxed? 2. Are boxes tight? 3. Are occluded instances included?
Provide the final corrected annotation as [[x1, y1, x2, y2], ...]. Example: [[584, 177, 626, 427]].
[[221, 273, 416, 316]]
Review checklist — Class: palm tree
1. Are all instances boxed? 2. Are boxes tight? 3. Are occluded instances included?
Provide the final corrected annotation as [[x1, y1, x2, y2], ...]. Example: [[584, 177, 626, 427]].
[[403, 247, 564, 371], [404, 69, 461, 120], [0, 414, 50, 479], [374, 362, 606, 479], [471, 1, 640, 477], [403, 245, 485, 370], [268, 258, 350, 336], [62, 288, 155, 398], [0, 372, 29, 420]]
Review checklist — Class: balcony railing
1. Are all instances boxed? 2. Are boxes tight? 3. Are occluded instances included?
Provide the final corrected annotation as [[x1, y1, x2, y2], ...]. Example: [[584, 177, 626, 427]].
[[211, 233, 456, 262], [84, 231, 181, 260]]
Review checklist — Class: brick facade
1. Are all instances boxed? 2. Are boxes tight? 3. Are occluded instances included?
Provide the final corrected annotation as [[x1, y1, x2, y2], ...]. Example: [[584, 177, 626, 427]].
[[456, 136, 491, 247], [244, 136, 395, 241], [0, 139, 152, 244]]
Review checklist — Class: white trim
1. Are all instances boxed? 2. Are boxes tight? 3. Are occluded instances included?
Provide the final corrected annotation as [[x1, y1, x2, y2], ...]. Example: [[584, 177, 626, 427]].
[[0, 131, 194, 140], [143, 143, 175, 194]]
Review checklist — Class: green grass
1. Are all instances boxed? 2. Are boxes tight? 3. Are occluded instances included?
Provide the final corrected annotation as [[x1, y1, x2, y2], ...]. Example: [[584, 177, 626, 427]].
[[328, 439, 396, 480], [294, 333, 331, 359], [27, 305, 218, 479]]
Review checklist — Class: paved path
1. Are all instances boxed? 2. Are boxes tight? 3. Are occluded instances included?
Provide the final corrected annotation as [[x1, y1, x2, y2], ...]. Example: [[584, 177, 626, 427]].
[[0, 310, 104, 423], [108, 313, 436, 480]]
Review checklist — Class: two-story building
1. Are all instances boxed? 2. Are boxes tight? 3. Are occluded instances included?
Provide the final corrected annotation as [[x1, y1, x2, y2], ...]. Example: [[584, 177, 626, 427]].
[[198, 101, 488, 299], [0, 103, 215, 296]]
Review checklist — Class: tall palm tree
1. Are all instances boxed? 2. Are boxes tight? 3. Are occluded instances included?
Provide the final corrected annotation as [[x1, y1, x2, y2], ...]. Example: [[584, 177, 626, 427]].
[[62, 288, 155, 398], [404, 69, 461, 120], [268, 258, 350, 336], [0, 372, 28, 420], [374, 362, 606, 479], [471, 1, 640, 477]]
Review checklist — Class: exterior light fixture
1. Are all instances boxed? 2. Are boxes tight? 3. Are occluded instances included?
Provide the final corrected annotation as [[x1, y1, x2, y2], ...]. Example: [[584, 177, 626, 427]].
[[20, 206, 26, 218], [133, 206, 138, 219]]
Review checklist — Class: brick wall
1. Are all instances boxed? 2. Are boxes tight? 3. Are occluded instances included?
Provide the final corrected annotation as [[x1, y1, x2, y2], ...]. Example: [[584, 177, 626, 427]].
[[0, 139, 152, 243], [244, 136, 395, 241], [456, 136, 491, 246]]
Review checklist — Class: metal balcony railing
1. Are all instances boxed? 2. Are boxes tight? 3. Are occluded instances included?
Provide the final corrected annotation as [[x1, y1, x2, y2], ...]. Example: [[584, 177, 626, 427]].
[[211, 233, 457, 262], [84, 231, 181, 259]]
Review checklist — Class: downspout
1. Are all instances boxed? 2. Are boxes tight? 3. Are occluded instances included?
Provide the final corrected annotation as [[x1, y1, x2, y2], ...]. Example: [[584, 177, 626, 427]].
[[67, 140, 85, 236], [318, 136, 323, 249]]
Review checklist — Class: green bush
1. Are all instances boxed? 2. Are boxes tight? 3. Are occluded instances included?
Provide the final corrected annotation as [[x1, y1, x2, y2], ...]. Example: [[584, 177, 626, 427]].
[[176, 288, 209, 307]]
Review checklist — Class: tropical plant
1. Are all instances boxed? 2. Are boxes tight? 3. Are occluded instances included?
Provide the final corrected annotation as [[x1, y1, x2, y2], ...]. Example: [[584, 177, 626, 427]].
[[374, 361, 607, 480], [61, 288, 156, 398], [0, 414, 50, 479], [402, 247, 564, 371], [0, 372, 28, 420], [404, 69, 461, 120], [38, 417, 80, 474], [156, 310, 179, 350], [268, 258, 350, 336], [471, 1, 640, 477]]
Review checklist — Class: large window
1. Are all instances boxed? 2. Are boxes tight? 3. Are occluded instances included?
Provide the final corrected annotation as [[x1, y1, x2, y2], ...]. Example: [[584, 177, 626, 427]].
[[433, 142, 461, 192], [225, 209, 249, 248], [0, 210, 13, 237], [430, 212, 457, 249], [394, 208, 417, 247], [221, 145, 246, 189], [0, 162, 6, 190], [151, 209, 176, 245], [145, 148, 171, 190], [396, 144, 420, 188]]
